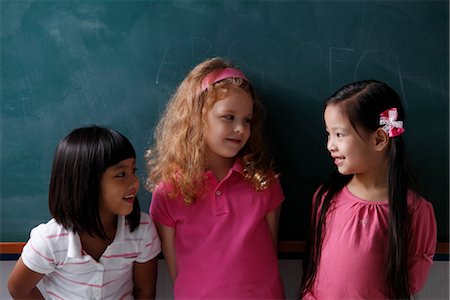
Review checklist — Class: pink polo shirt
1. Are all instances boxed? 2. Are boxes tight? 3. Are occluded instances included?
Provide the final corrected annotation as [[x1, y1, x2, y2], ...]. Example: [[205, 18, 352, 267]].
[[150, 161, 285, 299], [304, 186, 437, 299]]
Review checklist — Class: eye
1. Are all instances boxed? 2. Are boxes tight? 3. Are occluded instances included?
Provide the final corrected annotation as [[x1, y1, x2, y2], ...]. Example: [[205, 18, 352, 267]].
[[336, 132, 345, 139], [222, 115, 234, 121], [244, 117, 252, 124], [133, 168, 138, 174], [115, 172, 126, 178]]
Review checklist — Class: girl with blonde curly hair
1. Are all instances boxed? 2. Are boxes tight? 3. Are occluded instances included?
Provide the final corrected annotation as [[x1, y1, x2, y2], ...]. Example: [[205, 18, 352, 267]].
[[146, 57, 285, 299]]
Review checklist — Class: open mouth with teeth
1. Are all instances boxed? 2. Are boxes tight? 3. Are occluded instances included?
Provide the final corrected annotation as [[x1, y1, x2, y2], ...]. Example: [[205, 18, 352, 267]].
[[123, 194, 135, 202]]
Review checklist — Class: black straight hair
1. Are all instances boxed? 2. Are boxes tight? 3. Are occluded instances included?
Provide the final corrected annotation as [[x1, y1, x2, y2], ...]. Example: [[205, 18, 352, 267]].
[[49, 125, 141, 240], [300, 80, 418, 299]]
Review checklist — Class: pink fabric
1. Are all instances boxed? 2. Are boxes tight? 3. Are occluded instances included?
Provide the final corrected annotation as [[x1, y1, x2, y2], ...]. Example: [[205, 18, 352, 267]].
[[304, 186, 437, 299], [150, 160, 285, 299], [201, 68, 248, 92]]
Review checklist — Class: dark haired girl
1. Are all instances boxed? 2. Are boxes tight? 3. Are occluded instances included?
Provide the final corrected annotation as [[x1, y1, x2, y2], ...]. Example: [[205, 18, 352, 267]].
[[8, 126, 161, 299], [300, 80, 436, 299]]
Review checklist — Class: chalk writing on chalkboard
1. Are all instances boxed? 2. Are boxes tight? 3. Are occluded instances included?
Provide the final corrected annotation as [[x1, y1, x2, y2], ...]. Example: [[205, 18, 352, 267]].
[[0, 0, 448, 243]]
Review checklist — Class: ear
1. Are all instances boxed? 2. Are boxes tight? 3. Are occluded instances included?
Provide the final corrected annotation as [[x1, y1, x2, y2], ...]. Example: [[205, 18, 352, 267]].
[[373, 128, 389, 151]]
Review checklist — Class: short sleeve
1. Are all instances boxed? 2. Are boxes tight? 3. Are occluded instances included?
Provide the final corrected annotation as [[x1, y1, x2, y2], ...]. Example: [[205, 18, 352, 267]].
[[150, 183, 177, 227], [267, 177, 285, 212], [135, 213, 161, 263], [408, 199, 437, 294], [21, 224, 56, 275]]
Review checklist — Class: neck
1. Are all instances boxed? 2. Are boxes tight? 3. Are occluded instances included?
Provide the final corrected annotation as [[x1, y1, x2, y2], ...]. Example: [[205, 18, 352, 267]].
[[348, 166, 389, 201], [206, 155, 235, 182], [99, 213, 118, 240]]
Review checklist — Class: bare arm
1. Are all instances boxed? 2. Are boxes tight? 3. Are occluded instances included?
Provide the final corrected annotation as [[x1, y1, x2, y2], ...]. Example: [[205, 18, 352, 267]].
[[155, 222, 177, 282], [8, 257, 45, 299], [133, 257, 158, 299], [265, 206, 281, 251]]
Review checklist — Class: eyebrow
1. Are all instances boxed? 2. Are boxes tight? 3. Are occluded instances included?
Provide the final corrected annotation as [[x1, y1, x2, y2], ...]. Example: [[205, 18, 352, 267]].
[[110, 160, 136, 170], [327, 123, 348, 129], [220, 109, 253, 117]]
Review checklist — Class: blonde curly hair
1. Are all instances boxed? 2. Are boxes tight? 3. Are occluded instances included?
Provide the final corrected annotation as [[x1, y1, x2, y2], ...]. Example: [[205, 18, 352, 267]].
[[145, 57, 276, 205]]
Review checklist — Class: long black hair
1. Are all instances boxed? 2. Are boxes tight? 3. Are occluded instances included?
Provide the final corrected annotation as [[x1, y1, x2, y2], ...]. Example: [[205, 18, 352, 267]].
[[49, 126, 141, 240], [300, 80, 417, 299]]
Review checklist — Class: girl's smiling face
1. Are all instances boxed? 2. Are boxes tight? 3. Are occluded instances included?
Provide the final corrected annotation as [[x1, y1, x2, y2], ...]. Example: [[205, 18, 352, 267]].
[[204, 88, 253, 166], [99, 158, 139, 219], [324, 104, 379, 176]]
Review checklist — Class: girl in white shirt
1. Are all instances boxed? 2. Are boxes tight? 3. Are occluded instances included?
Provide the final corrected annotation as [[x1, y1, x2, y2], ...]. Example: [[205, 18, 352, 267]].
[[8, 126, 161, 299]]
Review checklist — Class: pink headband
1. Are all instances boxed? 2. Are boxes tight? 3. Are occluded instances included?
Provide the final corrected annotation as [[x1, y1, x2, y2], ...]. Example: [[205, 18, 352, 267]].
[[200, 68, 248, 92], [379, 107, 405, 137]]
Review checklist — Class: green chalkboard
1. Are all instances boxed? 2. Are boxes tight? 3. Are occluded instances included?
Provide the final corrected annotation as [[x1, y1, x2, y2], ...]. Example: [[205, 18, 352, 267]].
[[1, 1, 448, 243]]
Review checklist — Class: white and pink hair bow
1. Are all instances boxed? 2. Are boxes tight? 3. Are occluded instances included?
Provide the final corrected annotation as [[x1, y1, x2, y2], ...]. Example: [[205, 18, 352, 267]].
[[379, 107, 405, 138]]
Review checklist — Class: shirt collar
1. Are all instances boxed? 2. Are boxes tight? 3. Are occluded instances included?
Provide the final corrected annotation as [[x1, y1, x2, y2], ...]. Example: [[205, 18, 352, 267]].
[[230, 159, 244, 174], [205, 159, 244, 181], [67, 230, 82, 258], [114, 215, 126, 243], [66, 215, 126, 258]]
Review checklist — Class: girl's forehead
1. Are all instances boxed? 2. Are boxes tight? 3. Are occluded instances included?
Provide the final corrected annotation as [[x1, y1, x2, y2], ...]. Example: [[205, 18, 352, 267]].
[[325, 105, 348, 123], [213, 82, 251, 97], [206, 87, 253, 108], [105, 156, 136, 169], [212, 90, 253, 111]]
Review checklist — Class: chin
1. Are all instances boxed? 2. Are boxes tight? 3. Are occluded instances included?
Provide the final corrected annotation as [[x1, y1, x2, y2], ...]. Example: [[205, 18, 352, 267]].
[[337, 168, 350, 175], [120, 207, 134, 216]]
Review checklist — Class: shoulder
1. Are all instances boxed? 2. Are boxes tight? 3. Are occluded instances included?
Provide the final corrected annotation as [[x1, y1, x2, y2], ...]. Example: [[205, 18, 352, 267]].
[[312, 184, 344, 203], [407, 191, 437, 230], [123, 213, 160, 247], [266, 176, 284, 209], [407, 191, 435, 215], [153, 181, 178, 198], [151, 181, 186, 209], [22, 219, 72, 269], [406, 192, 437, 256], [128, 212, 157, 234], [29, 219, 69, 241], [135, 211, 152, 225], [253, 175, 285, 208], [126, 213, 161, 260], [237, 172, 283, 195], [268, 175, 284, 193]]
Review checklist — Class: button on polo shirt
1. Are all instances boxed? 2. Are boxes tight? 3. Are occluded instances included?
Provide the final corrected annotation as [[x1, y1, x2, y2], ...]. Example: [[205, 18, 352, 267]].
[[209, 178, 229, 216]]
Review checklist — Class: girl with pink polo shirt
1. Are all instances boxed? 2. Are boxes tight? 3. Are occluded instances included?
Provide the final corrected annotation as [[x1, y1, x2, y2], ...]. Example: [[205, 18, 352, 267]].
[[300, 80, 437, 299], [8, 126, 161, 299], [145, 57, 285, 299]]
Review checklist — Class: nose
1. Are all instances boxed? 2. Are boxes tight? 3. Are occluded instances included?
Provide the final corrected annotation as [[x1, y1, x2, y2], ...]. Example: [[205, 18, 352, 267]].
[[234, 119, 250, 134], [327, 136, 336, 152], [234, 122, 244, 134], [130, 173, 140, 190]]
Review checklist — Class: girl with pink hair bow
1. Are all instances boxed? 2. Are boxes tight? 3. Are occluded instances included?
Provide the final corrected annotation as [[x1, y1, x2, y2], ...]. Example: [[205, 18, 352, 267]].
[[300, 80, 437, 299]]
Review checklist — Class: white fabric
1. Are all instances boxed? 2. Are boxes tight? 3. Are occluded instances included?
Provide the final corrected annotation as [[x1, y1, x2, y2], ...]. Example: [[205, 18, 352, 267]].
[[21, 212, 161, 300]]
